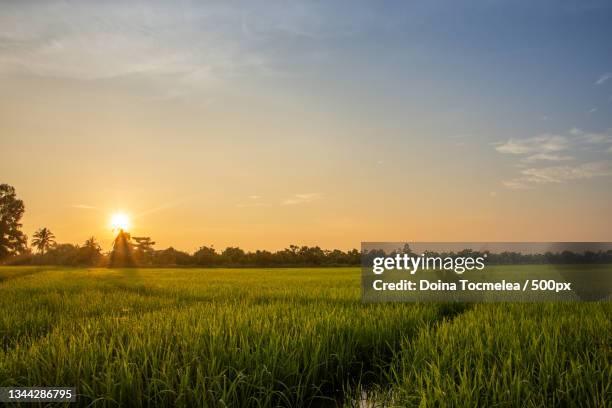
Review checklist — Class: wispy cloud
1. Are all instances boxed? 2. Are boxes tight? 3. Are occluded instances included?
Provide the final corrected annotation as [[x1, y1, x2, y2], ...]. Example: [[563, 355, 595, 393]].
[[504, 162, 612, 189], [282, 193, 322, 205], [496, 128, 612, 189], [569, 127, 612, 144], [523, 153, 573, 162], [502, 180, 533, 190], [236, 195, 270, 207], [0, 2, 332, 98], [494, 134, 569, 155], [595, 72, 612, 85], [496, 128, 612, 157]]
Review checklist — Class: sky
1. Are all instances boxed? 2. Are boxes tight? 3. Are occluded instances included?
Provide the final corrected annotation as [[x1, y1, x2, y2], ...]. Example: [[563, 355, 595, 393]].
[[1, 0, 612, 251]]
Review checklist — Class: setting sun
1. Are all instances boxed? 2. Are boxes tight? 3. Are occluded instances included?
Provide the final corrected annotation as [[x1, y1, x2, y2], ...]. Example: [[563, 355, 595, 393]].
[[110, 212, 131, 232]]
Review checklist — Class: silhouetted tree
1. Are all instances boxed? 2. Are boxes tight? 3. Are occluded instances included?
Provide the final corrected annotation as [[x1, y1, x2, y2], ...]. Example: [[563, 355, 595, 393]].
[[109, 230, 135, 267], [76, 236, 102, 265], [221, 247, 246, 265], [0, 184, 27, 261], [194, 245, 216, 266], [84, 236, 100, 250], [133, 236, 155, 253], [31, 227, 56, 255], [153, 247, 191, 265], [132, 236, 156, 265], [40, 243, 78, 265]]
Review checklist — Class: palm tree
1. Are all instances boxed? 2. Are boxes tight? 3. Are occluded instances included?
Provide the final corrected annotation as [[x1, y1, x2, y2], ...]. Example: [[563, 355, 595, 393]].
[[83, 236, 101, 251], [31, 227, 56, 255]]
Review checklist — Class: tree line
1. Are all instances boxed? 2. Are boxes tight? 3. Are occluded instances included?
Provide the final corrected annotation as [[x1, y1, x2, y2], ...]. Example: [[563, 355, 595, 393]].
[[5, 232, 362, 268], [2, 183, 611, 267], [0, 183, 360, 267]]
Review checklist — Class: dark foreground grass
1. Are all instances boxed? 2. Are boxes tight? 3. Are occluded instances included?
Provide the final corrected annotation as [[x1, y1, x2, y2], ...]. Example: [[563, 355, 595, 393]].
[[0, 267, 609, 407]]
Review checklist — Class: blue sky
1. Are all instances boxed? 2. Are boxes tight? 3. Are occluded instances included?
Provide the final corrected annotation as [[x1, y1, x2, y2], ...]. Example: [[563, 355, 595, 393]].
[[1, 1, 611, 249]]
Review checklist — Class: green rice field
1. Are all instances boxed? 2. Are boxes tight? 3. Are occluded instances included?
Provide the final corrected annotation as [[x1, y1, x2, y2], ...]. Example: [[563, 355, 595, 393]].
[[0, 267, 610, 407]]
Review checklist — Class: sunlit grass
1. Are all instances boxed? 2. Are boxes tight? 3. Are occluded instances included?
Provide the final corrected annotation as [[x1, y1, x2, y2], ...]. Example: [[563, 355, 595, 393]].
[[388, 303, 611, 407], [0, 267, 609, 407]]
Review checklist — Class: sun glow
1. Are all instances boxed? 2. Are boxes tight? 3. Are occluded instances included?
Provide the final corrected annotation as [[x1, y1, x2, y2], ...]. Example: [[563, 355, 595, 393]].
[[110, 212, 131, 231]]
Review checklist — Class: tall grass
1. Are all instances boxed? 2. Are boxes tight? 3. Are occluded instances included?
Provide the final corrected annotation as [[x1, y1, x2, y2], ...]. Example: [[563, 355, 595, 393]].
[[388, 303, 611, 407], [0, 267, 441, 406], [0, 267, 609, 407]]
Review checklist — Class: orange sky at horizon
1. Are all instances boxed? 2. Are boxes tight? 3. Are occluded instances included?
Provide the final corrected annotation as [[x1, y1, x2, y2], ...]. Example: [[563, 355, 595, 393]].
[[2, 2, 612, 252]]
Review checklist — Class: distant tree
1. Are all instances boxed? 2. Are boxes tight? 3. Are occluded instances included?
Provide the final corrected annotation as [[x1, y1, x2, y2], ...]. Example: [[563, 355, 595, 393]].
[[133, 236, 155, 253], [31, 227, 56, 255], [109, 230, 135, 267], [76, 236, 102, 265], [401, 243, 415, 257], [194, 245, 216, 266], [132, 236, 156, 265], [221, 247, 246, 265], [297, 245, 325, 265], [84, 236, 100, 251], [0, 184, 27, 261], [251, 250, 276, 266], [154, 247, 192, 266], [346, 249, 360, 265], [40, 243, 78, 265]]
